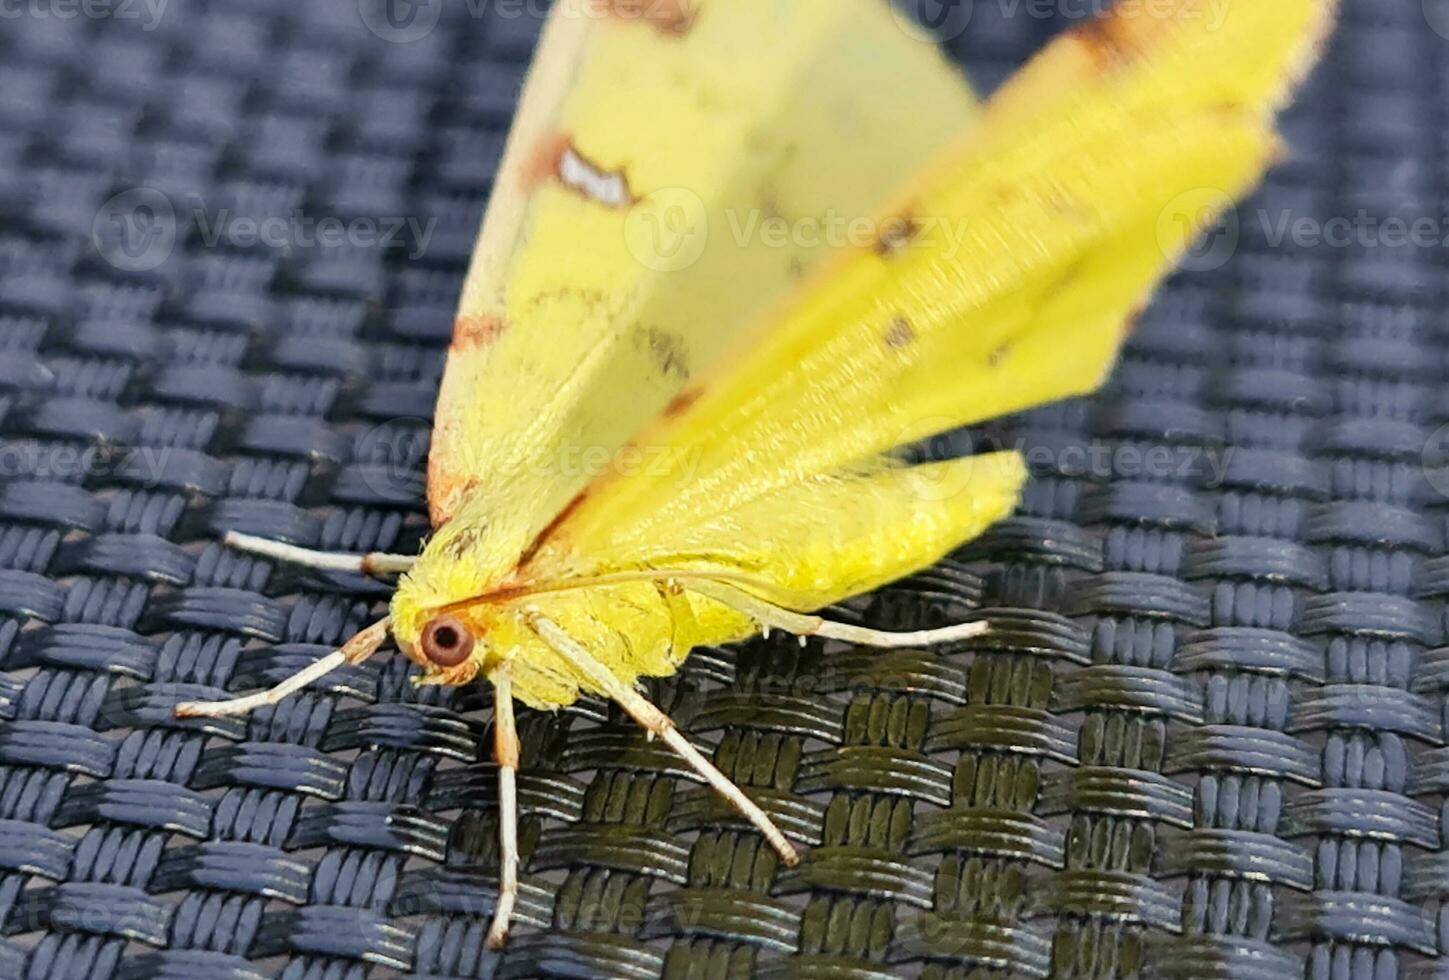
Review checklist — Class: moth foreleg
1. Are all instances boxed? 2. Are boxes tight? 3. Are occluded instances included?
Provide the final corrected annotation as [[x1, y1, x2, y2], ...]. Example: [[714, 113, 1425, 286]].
[[173, 618, 389, 719], [486, 667, 522, 949]]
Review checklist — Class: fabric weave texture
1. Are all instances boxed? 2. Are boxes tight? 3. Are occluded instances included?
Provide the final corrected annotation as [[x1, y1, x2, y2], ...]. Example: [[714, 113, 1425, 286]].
[[0, 0, 1441, 977]]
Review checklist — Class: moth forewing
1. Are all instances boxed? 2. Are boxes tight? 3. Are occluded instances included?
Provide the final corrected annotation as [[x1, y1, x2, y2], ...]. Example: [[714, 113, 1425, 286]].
[[424, 0, 978, 541]]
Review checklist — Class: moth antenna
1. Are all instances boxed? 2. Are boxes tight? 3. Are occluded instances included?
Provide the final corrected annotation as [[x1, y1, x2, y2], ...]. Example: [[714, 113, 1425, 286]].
[[688, 579, 989, 648], [224, 531, 417, 577], [525, 610, 799, 866], [173, 618, 390, 719], [486, 666, 522, 949]]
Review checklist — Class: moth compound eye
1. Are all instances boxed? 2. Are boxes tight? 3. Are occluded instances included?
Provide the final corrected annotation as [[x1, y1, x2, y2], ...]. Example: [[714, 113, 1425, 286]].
[[420, 615, 475, 667]]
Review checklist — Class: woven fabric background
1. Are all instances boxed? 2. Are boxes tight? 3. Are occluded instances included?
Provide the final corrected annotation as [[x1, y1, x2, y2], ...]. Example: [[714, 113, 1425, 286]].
[[0, 0, 1441, 977]]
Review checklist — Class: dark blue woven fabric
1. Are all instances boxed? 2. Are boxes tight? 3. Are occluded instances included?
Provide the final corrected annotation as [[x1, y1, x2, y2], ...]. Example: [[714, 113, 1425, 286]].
[[0, 0, 1442, 977]]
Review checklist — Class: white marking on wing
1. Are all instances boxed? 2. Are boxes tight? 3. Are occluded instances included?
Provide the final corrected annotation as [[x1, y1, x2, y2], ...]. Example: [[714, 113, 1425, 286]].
[[559, 146, 635, 207]]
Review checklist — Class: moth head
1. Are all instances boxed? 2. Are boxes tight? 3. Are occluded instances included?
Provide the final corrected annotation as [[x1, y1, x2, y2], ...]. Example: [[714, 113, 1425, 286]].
[[389, 606, 486, 686], [389, 506, 538, 685], [389, 532, 502, 684]]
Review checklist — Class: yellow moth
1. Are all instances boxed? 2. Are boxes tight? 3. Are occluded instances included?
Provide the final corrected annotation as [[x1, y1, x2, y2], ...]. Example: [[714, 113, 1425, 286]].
[[176, 0, 1334, 948]]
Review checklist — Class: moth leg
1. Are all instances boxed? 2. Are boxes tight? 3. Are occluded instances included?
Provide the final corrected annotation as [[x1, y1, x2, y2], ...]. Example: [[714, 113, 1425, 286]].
[[687, 579, 989, 647], [525, 610, 799, 866], [486, 666, 521, 949], [173, 618, 390, 719], [224, 531, 417, 576]]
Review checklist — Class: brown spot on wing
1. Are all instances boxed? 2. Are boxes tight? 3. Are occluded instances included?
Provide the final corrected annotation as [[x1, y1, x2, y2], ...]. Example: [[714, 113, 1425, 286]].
[[593, 0, 697, 36], [664, 387, 702, 418], [873, 215, 921, 257], [1047, 253, 1090, 296], [646, 328, 689, 380], [884, 317, 916, 350], [521, 132, 572, 194], [427, 457, 476, 528], [1071, 11, 1145, 72], [452, 314, 506, 351], [443, 527, 482, 560], [992, 185, 1024, 206]]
